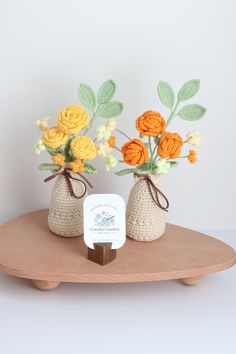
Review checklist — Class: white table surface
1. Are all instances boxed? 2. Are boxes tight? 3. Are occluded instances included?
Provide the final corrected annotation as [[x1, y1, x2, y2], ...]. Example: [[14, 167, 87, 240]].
[[0, 230, 235, 354]]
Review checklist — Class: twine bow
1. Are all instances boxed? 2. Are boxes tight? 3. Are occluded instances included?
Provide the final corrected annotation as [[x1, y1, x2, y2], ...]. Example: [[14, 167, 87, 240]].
[[135, 174, 169, 212], [44, 168, 93, 199]]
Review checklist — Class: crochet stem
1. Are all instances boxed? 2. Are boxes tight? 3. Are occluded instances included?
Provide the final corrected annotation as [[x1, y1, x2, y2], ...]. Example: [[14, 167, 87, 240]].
[[114, 146, 121, 152], [115, 128, 132, 141], [148, 137, 153, 159], [83, 109, 99, 134], [152, 144, 158, 159], [152, 155, 159, 163], [165, 101, 179, 130]]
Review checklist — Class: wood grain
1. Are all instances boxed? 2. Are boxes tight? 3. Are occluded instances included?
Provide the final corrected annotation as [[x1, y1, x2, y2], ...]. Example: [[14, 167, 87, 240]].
[[181, 275, 204, 286], [88, 243, 117, 266], [0, 210, 235, 288], [32, 280, 61, 290]]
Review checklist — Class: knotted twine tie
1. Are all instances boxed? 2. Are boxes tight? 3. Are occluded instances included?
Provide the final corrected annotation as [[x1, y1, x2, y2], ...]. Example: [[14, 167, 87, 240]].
[[44, 168, 93, 199], [134, 173, 169, 212]]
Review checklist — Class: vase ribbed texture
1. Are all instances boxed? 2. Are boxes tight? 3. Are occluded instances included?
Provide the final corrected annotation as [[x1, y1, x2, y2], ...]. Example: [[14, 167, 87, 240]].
[[48, 174, 87, 237], [126, 174, 166, 241]]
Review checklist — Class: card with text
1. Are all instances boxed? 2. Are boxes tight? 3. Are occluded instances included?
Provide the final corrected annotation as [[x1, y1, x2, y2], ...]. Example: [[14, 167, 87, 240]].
[[83, 194, 126, 249]]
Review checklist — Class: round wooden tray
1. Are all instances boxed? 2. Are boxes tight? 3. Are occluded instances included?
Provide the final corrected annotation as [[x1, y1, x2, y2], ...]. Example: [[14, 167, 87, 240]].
[[0, 210, 235, 290]]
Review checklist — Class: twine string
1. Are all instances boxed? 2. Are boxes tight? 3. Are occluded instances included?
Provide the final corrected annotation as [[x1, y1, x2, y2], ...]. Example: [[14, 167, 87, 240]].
[[44, 168, 92, 199], [135, 173, 169, 212]]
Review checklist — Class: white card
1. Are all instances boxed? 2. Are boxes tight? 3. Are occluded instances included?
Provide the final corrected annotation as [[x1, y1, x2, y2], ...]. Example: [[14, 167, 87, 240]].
[[83, 194, 126, 249]]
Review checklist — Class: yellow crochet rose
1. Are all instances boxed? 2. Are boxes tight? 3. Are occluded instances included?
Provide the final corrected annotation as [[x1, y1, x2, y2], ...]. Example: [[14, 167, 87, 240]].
[[57, 105, 89, 134], [42, 126, 68, 149], [71, 136, 97, 160]]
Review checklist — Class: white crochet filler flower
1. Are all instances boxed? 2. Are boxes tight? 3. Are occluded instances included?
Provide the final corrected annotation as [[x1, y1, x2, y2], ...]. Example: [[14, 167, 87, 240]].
[[105, 155, 118, 171], [155, 159, 171, 174], [96, 125, 111, 140], [186, 131, 202, 146], [34, 139, 46, 155], [36, 116, 51, 131], [97, 142, 112, 158], [106, 118, 116, 131]]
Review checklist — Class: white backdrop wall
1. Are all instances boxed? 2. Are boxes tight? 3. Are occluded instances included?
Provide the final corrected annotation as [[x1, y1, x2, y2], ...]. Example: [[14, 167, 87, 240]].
[[0, 0, 235, 229]]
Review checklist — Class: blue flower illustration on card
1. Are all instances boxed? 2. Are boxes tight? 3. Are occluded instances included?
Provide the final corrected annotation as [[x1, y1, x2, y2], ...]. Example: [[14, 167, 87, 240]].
[[94, 211, 115, 227]]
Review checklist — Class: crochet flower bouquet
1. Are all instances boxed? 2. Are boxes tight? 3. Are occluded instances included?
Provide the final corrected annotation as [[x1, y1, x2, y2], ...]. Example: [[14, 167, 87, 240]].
[[35, 78, 206, 242], [114, 79, 206, 241], [35, 80, 123, 237]]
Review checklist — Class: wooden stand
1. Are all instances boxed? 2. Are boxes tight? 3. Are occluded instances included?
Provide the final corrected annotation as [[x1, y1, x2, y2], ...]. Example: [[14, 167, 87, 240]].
[[32, 280, 61, 291], [88, 243, 116, 266], [181, 275, 204, 286], [0, 210, 235, 291]]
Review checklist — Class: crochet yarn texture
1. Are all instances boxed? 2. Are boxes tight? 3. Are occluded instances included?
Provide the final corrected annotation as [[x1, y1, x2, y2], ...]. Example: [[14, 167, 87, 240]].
[[48, 174, 87, 237], [126, 175, 166, 241]]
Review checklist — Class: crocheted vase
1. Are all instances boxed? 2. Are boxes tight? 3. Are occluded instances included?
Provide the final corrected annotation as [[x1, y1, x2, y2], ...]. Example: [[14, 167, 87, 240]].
[[48, 174, 87, 237], [126, 174, 166, 241]]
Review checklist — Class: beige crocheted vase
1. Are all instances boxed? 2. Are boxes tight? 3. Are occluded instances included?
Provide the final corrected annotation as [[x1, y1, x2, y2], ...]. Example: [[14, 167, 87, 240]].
[[126, 174, 167, 242], [48, 174, 87, 237]]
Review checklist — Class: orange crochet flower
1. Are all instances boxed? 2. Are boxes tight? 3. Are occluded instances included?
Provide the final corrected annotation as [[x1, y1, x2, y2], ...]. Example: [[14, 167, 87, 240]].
[[188, 150, 197, 164], [69, 158, 84, 173], [108, 135, 116, 148], [158, 132, 183, 159], [122, 139, 149, 166], [136, 111, 166, 137], [51, 153, 65, 166]]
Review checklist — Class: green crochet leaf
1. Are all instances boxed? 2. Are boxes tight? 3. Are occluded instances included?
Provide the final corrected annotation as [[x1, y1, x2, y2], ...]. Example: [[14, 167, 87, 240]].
[[177, 104, 206, 121], [157, 81, 175, 109], [39, 163, 61, 171], [78, 84, 96, 111], [84, 162, 97, 175], [46, 148, 62, 156], [97, 80, 116, 104], [135, 168, 152, 175], [64, 139, 74, 162], [169, 161, 178, 167], [138, 162, 151, 169], [177, 79, 200, 101], [135, 163, 153, 175], [115, 168, 134, 176], [99, 101, 123, 118]]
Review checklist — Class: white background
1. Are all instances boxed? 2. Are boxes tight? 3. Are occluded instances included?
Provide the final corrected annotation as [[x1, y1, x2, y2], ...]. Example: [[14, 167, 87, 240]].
[[0, 0, 236, 230], [0, 1, 235, 354]]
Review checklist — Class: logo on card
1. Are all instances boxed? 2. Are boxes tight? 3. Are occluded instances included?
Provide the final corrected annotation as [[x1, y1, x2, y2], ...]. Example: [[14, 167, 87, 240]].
[[94, 212, 115, 227], [84, 194, 126, 249]]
